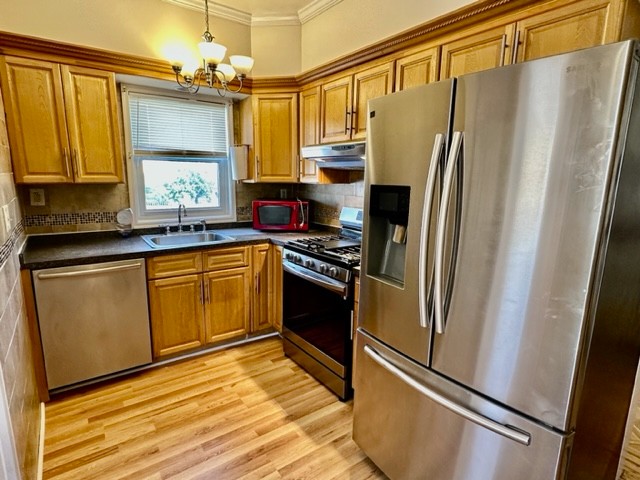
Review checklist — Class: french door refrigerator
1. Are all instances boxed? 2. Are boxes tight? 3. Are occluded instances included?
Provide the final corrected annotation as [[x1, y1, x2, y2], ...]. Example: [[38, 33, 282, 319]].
[[353, 40, 640, 479]]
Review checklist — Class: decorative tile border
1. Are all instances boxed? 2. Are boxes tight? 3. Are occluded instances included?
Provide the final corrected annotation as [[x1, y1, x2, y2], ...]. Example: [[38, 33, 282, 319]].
[[0, 220, 24, 267], [22, 205, 341, 229], [24, 212, 117, 227]]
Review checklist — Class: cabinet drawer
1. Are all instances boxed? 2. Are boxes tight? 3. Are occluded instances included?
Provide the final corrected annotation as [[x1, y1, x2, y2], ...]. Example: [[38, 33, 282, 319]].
[[204, 246, 250, 271], [147, 252, 203, 279]]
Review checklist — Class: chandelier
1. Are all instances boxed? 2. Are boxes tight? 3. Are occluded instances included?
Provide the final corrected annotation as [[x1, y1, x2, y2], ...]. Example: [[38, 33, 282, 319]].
[[171, 0, 254, 95]]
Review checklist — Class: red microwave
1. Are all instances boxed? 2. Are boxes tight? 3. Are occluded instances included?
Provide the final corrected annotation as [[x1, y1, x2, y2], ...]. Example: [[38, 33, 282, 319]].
[[252, 200, 309, 231]]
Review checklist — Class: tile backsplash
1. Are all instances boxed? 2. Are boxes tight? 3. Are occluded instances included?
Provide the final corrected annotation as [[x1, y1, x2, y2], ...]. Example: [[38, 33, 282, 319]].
[[0, 87, 40, 480], [19, 176, 365, 233]]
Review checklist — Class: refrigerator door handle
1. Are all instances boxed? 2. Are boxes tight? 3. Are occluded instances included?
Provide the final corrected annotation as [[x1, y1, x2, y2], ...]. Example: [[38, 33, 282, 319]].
[[419, 133, 445, 328], [434, 131, 462, 334], [364, 344, 532, 446]]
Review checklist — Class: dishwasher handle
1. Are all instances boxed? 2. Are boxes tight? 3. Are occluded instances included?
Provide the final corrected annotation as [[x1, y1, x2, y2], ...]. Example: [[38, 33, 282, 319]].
[[36, 261, 144, 280]]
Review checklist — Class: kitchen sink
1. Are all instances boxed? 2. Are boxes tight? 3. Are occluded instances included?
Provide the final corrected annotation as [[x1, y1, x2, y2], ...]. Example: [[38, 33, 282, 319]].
[[141, 232, 235, 248]]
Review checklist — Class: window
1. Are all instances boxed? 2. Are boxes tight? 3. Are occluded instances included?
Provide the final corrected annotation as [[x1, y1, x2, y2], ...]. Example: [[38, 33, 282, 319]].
[[122, 87, 236, 227]]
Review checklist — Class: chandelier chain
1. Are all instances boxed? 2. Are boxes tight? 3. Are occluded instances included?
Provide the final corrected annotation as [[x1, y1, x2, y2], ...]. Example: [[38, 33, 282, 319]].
[[204, 0, 210, 36]]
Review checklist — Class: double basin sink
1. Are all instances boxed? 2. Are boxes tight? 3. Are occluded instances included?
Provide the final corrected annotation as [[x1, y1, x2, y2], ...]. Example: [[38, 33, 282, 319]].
[[141, 231, 235, 248]]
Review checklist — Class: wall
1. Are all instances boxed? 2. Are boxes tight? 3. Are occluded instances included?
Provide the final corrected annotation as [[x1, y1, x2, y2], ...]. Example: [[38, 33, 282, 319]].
[[0, 82, 40, 480], [0, 0, 252, 71], [251, 24, 302, 77], [0, 0, 476, 76], [19, 179, 364, 233], [300, 0, 474, 71]]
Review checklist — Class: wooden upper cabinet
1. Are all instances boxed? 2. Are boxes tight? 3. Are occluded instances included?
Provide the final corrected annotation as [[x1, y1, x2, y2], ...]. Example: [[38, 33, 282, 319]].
[[0, 57, 72, 183], [351, 62, 394, 140], [61, 65, 124, 183], [320, 62, 394, 143], [251, 93, 298, 183], [512, 0, 618, 63], [394, 45, 440, 92], [320, 74, 353, 144], [0, 56, 124, 184], [299, 85, 321, 183], [440, 25, 514, 79]]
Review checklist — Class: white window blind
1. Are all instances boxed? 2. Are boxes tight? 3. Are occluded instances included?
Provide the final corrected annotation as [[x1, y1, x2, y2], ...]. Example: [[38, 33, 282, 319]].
[[128, 93, 228, 154]]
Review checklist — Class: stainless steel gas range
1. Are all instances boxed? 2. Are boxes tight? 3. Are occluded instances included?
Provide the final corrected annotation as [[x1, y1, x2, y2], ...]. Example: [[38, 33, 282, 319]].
[[281, 207, 363, 400]]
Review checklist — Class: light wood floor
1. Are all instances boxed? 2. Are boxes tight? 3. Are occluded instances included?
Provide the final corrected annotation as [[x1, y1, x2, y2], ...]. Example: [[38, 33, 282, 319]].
[[43, 338, 388, 479]]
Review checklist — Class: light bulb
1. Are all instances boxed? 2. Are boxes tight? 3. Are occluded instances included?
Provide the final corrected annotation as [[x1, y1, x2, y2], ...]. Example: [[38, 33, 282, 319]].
[[199, 40, 227, 65], [216, 63, 236, 82], [230, 55, 254, 76]]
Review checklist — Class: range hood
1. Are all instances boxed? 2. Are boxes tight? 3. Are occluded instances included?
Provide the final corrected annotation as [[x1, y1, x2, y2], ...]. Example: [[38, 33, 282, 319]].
[[300, 141, 365, 170]]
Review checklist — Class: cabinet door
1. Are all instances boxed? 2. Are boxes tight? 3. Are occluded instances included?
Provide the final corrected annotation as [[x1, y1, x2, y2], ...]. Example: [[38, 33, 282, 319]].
[[252, 244, 272, 332], [61, 65, 124, 183], [440, 25, 514, 79], [0, 56, 72, 183], [252, 93, 298, 182], [513, 0, 616, 63], [204, 267, 251, 343], [320, 74, 353, 144], [148, 275, 205, 358], [395, 46, 440, 92], [351, 62, 394, 140], [299, 85, 321, 183], [271, 245, 283, 333]]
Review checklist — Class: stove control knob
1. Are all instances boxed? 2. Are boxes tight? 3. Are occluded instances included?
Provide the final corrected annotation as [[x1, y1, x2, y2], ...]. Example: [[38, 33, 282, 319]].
[[294, 255, 302, 264], [285, 252, 293, 261], [329, 267, 338, 278], [319, 264, 328, 274], [304, 259, 315, 268]]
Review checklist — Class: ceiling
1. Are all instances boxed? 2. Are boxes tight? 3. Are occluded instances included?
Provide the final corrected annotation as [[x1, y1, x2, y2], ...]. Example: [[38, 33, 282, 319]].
[[163, 0, 342, 25]]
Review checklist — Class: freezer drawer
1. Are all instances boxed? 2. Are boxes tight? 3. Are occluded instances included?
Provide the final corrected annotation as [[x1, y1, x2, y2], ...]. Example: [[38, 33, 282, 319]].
[[34, 259, 152, 390], [353, 330, 572, 480]]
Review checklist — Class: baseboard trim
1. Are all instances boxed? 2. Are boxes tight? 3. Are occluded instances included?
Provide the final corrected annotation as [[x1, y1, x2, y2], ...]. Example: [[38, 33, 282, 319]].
[[36, 402, 45, 480]]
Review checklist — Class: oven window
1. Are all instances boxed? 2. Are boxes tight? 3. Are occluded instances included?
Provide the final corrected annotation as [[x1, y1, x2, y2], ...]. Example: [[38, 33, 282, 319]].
[[258, 205, 293, 225], [283, 270, 352, 365]]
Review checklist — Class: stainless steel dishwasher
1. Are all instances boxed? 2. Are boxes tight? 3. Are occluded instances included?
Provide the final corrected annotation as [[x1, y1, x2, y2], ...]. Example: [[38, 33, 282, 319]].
[[33, 258, 152, 390]]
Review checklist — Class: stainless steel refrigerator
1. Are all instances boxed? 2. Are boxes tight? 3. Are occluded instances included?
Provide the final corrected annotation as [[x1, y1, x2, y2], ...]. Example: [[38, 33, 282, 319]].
[[353, 40, 640, 479]]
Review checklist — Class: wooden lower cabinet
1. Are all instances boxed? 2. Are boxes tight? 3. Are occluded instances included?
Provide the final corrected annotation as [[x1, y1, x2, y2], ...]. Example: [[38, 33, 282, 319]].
[[271, 245, 283, 333], [204, 267, 251, 344], [147, 246, 270, 360], [148, 274, 205, 358], [252, 244, 272, 332]]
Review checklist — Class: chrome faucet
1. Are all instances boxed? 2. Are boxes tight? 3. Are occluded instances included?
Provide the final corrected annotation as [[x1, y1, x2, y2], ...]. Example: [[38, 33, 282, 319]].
[[177, 204, 187, 230]]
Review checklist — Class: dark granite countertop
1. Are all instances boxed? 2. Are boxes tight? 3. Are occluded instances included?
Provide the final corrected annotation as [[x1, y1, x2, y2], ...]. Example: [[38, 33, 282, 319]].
[[20, 226, 333, 270]]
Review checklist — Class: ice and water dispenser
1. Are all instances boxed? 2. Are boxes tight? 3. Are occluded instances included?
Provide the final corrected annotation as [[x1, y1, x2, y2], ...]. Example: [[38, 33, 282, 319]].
[[366, 185, 410, 286]]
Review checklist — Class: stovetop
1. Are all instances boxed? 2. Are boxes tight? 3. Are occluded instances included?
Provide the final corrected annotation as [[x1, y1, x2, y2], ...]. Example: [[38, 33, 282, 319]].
[[286, 233, 361, 266], [283, 207, 363, 279]]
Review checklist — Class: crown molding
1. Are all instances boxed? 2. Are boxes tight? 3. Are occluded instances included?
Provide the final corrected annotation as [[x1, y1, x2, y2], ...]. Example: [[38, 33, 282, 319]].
[[251, 16, 301, 27], [161, 0, 252, 25], [162, 0, 342, 26], [298, 0, 343, 24]]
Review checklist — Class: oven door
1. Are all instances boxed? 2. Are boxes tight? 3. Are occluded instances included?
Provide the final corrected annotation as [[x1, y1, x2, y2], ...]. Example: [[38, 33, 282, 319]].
[[282, 261, 353, 399]]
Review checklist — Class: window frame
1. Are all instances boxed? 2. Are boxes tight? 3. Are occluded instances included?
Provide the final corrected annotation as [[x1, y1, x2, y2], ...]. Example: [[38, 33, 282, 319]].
[[121, 85, 237, 228]]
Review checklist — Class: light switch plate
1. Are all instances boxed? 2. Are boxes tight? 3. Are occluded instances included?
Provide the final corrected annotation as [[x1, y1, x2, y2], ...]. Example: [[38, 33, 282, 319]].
[[29, 188, 45, 206]]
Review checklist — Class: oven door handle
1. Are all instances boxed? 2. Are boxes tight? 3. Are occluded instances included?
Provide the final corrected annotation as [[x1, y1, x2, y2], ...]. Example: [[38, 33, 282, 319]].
[[283, 262, 349, 298]]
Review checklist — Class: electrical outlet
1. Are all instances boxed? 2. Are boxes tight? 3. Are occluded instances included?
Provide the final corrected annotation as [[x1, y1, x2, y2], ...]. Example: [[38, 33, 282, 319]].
[[29, 188, 45, 206], [2, 204, 10, 235]]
